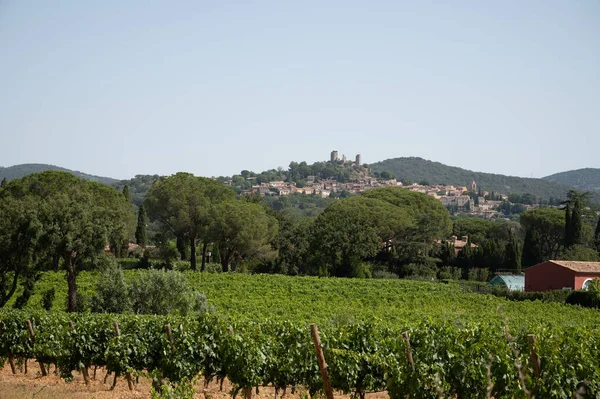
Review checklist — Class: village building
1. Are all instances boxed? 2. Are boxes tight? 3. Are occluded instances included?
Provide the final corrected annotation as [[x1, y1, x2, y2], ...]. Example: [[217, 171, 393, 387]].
[[524, 260, 600, 292]]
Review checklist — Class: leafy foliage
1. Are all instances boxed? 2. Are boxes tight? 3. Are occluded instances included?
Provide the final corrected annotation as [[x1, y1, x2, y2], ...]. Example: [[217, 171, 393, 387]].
[[91, 259, 130, 314], [129, 269, 210, 316]]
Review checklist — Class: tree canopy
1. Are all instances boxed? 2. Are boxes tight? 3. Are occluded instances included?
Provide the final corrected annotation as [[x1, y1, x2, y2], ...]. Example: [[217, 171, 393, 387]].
[[145, 173, 236, 270], [0, 171, 131, 311]]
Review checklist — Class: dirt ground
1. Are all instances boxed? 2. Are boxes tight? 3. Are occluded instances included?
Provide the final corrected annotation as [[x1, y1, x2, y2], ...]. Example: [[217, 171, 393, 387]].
[[0, 361, 389, 399]]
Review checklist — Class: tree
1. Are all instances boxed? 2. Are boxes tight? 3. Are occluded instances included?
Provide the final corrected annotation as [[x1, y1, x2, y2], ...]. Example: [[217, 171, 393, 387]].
[[122, 185, 130, 202], [2, 171, 131, 312], [145, 173, 236, 271], [361, 187, 452, 245], [562, 190, 591, 248], [595, 216, 600, 252], [135, 203, 148, 247], [558, 245, 600, 262], [272, 214, 311, 275], [308, 196, 412, 277], [211, 200, 278, 272], [504, 230, 521, 273], [380, 171, 396, 180], [564, 202, 572, 247], [520, 208, 565, 262], [521, 228, 542, 268], [0, 196, 41, 307], [0, 177, 6, 188]]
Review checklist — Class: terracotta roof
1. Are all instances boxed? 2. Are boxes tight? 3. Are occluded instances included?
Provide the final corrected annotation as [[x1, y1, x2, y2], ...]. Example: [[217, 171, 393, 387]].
[[549, 260, 600, 273]]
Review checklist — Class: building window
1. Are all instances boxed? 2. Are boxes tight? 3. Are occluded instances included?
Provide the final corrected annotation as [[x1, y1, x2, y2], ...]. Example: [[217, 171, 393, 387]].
[[582, 278, 595, 291]]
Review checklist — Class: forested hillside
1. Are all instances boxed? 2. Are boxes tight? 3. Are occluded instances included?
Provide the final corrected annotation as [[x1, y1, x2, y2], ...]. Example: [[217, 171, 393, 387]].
[[0, 163, 118, 185], [543, 168, 600, 193], [370, 157, 597, 203]]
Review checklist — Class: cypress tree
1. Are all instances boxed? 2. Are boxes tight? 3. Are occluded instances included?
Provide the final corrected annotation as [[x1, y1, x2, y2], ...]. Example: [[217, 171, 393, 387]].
[[0, 177, 6, 188], [505, 231, 521, 273], [564, 204, 572, 247], [595, 216, 600, 251], [521, 229, 542, 268], [135, 204, 147, 248], [122, 185, 130, 202], [570, 204, 583, 246]]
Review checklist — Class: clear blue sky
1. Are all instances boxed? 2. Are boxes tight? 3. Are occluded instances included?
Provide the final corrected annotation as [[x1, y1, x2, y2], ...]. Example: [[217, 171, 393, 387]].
[[1, 1, 598, 179]]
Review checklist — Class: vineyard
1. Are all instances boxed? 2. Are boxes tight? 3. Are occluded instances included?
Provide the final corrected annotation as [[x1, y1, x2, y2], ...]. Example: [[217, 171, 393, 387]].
[[2, 273, 600, 397]]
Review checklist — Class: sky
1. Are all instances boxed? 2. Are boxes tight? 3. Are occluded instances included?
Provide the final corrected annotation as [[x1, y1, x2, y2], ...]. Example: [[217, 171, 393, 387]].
[[1, 1, 599, 180]]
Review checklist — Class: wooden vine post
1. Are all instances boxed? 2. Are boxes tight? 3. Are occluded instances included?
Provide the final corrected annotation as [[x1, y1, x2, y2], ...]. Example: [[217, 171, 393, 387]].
[[0, 322, 17, 374], [310, 324, 334, 399], [527, 334, 541, 379], [113, 322, 134, 391], [69, 320, 90, 387], [26, 320, 47, 376], [402, 331, 415, 372], [165, 324, 176, 351]]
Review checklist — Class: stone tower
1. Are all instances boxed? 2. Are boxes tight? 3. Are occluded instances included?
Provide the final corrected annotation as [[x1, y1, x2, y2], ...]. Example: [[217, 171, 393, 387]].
[[471, 180, 477, 193], [330, 150, 339, 162], [355, 154, 362, 166], [342, 154, 347, 163]]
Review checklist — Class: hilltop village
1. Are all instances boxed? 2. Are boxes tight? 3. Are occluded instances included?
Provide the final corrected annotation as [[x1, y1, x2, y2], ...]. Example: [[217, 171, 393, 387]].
[[223, 151, 533, 219]]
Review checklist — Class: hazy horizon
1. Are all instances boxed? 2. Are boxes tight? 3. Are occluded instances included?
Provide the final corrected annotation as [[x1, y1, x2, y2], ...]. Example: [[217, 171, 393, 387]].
[[1, 1, 598, 179]]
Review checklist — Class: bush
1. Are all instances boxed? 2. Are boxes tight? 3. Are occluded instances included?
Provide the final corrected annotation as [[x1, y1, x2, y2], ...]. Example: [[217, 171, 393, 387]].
[[566, 290, 600, 309], [129, 269, 210, 315], [91, 259, 131, 314], [467, 268, 489, 282], [491, 288, 570, 304], [158, 241, 179, 269], [400, 263, 437, 280], [372, 270, 399, 279], [437, 266, 461, 280], [41, 288, 55, 311]]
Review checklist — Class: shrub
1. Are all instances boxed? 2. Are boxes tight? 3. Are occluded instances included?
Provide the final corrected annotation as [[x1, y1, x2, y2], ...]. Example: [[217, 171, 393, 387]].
[[400, 263, 437, 280], [129, 269, 210, 315], [566, 290, 600, 309], [467, 268, 489, 282], [491, 288, 570, 304], [372, 270, 399, 279], [91, 259, 131, 314], [41, 288, 55, 311], [437, 266, 461, 280], [158, 241, 179, 269]]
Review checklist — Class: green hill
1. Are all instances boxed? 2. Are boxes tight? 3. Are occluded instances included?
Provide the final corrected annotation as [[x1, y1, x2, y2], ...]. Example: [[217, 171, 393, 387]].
[[0, 163, 118, 185], [542, 168, 600, 193], [370, 157, 591, 203]]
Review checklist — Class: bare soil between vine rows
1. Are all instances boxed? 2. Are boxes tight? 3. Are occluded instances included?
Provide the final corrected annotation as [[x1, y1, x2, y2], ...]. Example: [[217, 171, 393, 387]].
[[0, 361, 390, 399]]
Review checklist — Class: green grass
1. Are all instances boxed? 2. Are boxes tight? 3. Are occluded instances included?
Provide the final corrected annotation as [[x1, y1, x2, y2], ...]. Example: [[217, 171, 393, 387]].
[[8, 270, 600, 330]]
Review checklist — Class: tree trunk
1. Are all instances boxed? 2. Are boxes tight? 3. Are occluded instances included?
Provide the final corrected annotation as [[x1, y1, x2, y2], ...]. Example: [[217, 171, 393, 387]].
[[53, 255, 60, 272], [201, 241, 207, 272], [0, 269, 20, 308], [66, 257, 77, 312], [190, 237, 197, 271]]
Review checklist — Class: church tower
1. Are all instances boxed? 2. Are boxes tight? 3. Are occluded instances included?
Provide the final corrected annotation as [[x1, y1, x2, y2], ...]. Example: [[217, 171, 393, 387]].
[[471, 180, 477, 193]]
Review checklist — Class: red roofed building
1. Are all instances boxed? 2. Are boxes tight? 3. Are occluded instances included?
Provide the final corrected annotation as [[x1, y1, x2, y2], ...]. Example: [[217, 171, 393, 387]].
[[524, 260, 600, 292]]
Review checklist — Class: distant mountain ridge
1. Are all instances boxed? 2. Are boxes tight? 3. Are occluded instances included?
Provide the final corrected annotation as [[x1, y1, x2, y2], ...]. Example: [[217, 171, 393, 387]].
[[542, 168, 600, 193], [0, 163, 118, 185], [3, 160, 599, 205], [370, 157, 599, 203]]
